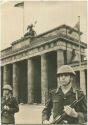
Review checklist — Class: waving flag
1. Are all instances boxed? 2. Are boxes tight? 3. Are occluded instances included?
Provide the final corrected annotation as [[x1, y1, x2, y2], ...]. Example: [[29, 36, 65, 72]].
[[14, 2, 24, 8], [14, 2, 24, 35]]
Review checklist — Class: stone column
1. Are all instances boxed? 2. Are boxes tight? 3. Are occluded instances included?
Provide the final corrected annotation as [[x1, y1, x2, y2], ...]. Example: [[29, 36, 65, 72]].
[[80, 70, 86, 94], [57, 49, 64, 69], [3, 65, 9, 85], [27, 59, 34, 104], [67, 50, 72, 64], [13, 63, 19, 101], [57, 50, 64, 87], [41, 54, 48, 104], [1, 67, 3, 84], [1, 67, 3, 96]]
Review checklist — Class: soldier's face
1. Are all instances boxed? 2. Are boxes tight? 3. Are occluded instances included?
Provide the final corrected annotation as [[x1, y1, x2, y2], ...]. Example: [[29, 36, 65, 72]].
[[58, 74, 71, 86], [3, 89, 9, 97]]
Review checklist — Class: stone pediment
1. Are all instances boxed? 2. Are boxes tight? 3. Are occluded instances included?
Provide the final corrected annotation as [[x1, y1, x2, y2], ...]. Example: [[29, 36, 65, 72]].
[[1, 24, 87, 64]]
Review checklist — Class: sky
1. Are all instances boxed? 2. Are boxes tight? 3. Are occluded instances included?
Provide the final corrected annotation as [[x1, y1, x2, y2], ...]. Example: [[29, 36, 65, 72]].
[[0, 1, 87, 51]]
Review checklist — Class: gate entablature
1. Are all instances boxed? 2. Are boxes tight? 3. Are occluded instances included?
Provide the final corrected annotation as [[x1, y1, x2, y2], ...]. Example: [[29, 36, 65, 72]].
[[1, 24, 86, 66]]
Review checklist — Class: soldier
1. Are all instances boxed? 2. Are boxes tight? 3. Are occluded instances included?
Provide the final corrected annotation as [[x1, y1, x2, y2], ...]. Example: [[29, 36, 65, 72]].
[[42, 65, 87, 124], [1, 84, 19, 124]]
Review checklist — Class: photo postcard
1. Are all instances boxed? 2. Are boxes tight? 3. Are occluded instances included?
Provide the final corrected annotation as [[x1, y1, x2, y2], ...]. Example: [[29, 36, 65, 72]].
[[0, 0, 87, 124]]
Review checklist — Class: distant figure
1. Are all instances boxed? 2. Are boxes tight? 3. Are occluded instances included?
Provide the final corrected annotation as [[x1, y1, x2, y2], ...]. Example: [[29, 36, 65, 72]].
[[70, 49, 78, 63], [1, 84, 19, 124], [24, 23, 37, 37]]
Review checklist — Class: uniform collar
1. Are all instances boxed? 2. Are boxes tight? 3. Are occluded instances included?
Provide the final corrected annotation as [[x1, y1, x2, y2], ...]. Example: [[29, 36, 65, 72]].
[[64, 87, 73, 97], [55, 87, 74, 97]]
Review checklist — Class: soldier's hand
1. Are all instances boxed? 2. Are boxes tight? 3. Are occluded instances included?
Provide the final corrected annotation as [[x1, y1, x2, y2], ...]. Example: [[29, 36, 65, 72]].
[[4, 105, 10, 111], [43, 120, 50, 124], [64, 105, 78, 118]]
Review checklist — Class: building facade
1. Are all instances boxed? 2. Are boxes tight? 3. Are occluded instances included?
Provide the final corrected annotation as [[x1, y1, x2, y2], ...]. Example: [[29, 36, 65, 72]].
[[1, 24, 87, 104]]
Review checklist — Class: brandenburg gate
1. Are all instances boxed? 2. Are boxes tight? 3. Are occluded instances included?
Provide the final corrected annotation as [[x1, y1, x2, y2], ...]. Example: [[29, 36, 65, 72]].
[[1, 24, 87, 104]]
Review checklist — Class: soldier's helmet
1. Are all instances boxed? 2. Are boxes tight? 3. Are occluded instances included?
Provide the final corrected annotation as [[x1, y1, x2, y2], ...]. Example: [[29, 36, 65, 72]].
[[57, 65, 76, 76], [3, 85, 12, 91]]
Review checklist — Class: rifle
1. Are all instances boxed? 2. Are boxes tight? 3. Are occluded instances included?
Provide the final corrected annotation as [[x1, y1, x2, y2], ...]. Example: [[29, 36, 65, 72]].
[[1, 97, 10, 115], [51, 95, 85, 124]]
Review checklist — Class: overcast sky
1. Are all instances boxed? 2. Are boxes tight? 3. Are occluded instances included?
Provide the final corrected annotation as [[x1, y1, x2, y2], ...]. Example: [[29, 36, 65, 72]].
[[1, 1, 87, 51]]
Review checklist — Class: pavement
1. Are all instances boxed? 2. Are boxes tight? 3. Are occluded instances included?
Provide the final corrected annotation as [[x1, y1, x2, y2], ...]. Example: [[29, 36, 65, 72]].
[[15, 103, 44, 124]]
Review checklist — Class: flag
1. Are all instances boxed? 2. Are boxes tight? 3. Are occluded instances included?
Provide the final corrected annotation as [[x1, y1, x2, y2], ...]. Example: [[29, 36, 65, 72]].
[[14, 2, 24, 8], [14, 2, 24, 35]]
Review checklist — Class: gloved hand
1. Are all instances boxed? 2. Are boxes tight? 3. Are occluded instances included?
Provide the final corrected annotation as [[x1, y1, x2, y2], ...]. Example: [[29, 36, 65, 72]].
[[64, 105, 78, 118], [43, 120, 50, 124], [4, 105, 10, 111]]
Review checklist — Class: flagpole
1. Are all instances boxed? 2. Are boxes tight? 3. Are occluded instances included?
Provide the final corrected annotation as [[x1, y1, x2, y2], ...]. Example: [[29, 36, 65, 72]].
[[14, 2, 24, 36], [23, 3, 24, 36], [78, 16, 81, 89]]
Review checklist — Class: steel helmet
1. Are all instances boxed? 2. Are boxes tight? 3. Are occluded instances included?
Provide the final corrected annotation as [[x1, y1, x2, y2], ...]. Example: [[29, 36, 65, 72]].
[[57, 65, 76, 76], [3, 84, 12, 91]]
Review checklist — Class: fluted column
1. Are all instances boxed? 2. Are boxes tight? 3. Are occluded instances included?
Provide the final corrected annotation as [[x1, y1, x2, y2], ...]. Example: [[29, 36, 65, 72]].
[[67, 50, 72, 64], [1, 67, 3, 96], [13, 63, 19, 101], [57, 49, 64, 69], [41, 54, 48, 104], [57, 50, 64, 87], [27, 59, 34, 104], [80, 70, 86, 94], [3, 65, 9, 85]]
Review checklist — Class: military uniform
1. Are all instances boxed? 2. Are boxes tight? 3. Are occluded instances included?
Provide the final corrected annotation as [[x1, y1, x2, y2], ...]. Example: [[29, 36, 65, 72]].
[[42, 87, 87, 124], [1, 96, 19, 124]]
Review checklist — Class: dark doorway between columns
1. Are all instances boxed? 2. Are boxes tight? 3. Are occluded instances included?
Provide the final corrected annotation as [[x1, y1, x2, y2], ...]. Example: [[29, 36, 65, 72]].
[[17, 60, 28, 104], [47, 51, 57, 90], [32, 56, 41, 103]]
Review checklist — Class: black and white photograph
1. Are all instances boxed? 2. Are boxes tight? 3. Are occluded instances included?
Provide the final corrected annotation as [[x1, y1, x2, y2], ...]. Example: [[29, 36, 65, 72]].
[[0, 0, 87, 124]]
